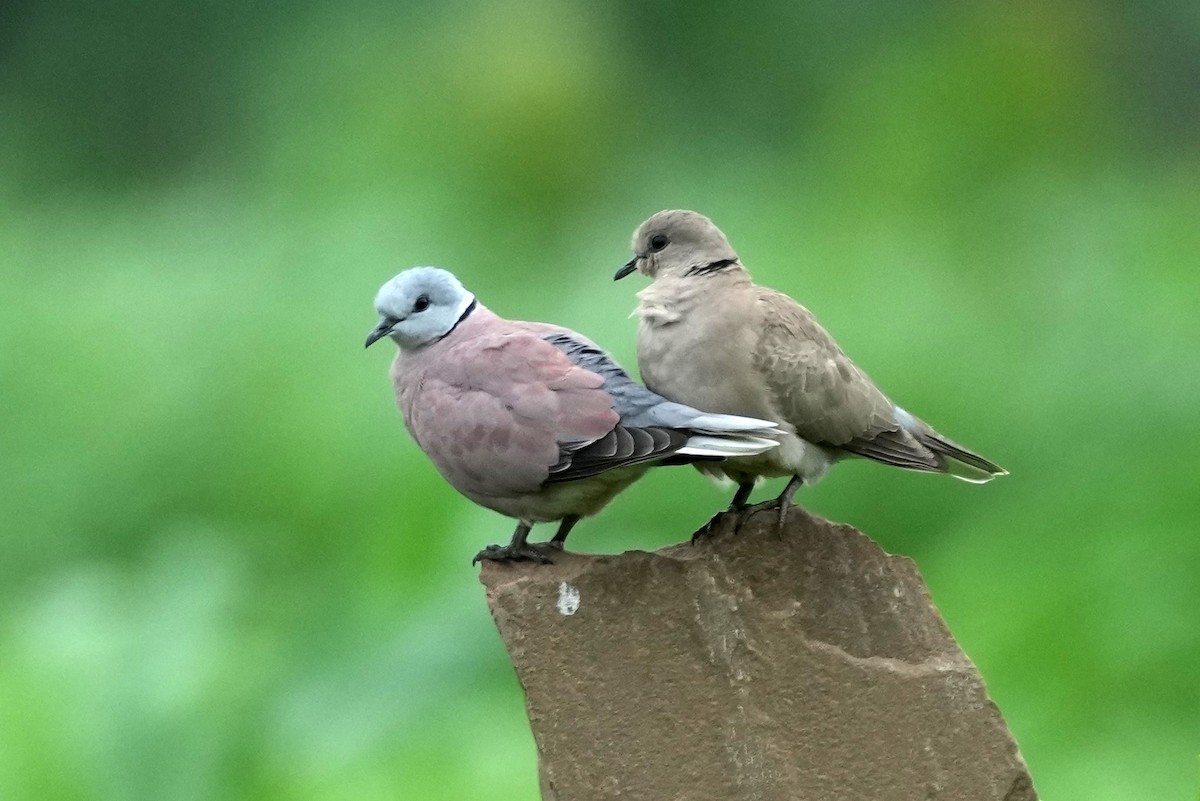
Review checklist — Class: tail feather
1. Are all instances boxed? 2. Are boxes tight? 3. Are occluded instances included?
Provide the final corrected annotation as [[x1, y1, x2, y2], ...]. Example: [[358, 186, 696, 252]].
[[677, 434, 779, 458], [685, 412, 782, 435], [917, 432, 1008, 484], [673, 409, 781, 459], [893, 405, 1007, 483]]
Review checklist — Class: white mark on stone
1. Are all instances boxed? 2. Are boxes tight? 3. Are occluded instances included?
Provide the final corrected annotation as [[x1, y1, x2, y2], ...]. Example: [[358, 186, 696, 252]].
[[557, 582, 581, 616]]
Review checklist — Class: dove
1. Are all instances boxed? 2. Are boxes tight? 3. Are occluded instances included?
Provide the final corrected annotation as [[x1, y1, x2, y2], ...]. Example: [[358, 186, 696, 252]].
[[615, 210, 1006, 530], [366, 267, 780, 564]]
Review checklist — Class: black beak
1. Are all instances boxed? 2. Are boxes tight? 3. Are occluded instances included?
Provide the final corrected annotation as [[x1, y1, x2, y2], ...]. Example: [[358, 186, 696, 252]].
[[614, 256, 639, 281], [364, 318, 396, 349]]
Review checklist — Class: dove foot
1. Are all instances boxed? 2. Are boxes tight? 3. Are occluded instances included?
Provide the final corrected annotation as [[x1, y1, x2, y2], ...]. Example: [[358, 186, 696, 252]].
[[692, 510, 739, 543], [693, 482, 758, 543], [472, 543, 556, 565], [744, 476, 803, 535], [472, 521, 557, 566]]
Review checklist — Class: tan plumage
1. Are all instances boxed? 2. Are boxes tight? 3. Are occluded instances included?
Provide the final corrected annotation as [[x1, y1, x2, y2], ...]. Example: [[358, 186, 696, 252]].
[[617, 209, 1006, 519], [753, 287, 898, 448]]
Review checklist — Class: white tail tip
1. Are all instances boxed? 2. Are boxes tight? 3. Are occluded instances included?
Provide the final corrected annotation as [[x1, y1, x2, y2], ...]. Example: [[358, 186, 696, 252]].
[[677, 434, 779, 458]]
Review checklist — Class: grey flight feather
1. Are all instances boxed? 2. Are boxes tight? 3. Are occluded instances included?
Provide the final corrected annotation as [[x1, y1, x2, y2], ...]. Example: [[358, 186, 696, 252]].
[[547, 425, 688, 483]]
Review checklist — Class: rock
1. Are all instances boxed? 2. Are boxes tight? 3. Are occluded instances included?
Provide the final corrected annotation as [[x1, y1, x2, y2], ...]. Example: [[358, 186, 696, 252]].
[[480, 505, 1036, 801]]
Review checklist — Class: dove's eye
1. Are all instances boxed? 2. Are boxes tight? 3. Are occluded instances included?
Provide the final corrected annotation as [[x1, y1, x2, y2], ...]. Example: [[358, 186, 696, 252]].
[[649, 234, 669, 251], [413, 295, 431, 312]]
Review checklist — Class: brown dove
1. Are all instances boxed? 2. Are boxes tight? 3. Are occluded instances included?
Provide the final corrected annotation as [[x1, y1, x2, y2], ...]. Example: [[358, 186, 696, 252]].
[[615, 210, 1006, 529]]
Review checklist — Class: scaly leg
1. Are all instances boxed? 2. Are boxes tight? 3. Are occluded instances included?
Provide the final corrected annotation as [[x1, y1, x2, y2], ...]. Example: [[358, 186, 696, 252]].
[[769, 475, 803, 533], [548, 515, 580, 549], [729, 482, 755, 510]]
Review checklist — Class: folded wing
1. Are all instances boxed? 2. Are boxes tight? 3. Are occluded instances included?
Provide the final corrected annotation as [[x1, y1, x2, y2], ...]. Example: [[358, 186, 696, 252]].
[[752, 289, 945, 472]]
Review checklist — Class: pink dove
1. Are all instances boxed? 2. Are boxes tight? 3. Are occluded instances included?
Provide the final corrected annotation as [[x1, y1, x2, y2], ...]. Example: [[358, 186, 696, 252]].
[[366, 267, 779, 564]]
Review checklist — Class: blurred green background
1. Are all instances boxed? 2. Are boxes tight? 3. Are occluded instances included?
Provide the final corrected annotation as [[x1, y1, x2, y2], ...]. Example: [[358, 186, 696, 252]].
[[2, 0, 1198, 798]]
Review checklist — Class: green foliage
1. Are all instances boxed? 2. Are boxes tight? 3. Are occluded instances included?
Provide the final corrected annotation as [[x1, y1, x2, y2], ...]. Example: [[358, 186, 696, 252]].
[[2, 1, 1197, 798]]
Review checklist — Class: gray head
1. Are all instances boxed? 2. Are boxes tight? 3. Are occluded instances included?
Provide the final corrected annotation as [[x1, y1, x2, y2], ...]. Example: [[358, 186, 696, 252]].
[[365, 267, 477, 350], [614, 210, 740, 282]]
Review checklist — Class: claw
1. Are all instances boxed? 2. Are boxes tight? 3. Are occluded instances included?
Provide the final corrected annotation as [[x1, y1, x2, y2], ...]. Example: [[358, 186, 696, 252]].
[[474, 520, 560, 565], [770, 475, 802, 535], [692, 506, 754, 543], [774, 500, 790, 537], [730, 505, 754, 534], [730, 476, 802, 536], [693, 481, 758, 543], [691, 512, 727, 544]]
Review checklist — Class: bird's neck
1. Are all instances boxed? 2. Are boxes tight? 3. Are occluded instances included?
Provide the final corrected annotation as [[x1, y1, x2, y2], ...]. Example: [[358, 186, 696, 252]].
[[396, 302, 499, 361], [635, 265, 750, 326]]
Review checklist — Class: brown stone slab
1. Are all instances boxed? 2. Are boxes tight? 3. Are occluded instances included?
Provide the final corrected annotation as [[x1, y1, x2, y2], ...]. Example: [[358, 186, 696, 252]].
[[481, 506, 1036, 801]]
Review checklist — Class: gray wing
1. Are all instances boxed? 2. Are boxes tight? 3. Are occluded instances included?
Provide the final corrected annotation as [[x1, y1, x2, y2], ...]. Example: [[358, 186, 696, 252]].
[[541, 331, 704, 427], [540, 331, 691, 482], [539, 329, 789, 482], [753, 289, 943, 471]]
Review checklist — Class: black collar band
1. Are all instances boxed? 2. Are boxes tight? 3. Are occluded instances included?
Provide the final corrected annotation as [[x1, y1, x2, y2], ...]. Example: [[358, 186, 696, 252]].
[[436, 298, 478, 342], [684, 258, 737, 277]]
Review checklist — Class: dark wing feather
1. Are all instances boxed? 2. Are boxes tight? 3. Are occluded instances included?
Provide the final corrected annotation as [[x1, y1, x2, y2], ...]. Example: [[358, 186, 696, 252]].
[[840, 427, 943, 472], [545, 425, 689, 483], [912, 429, 1006, 476]]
